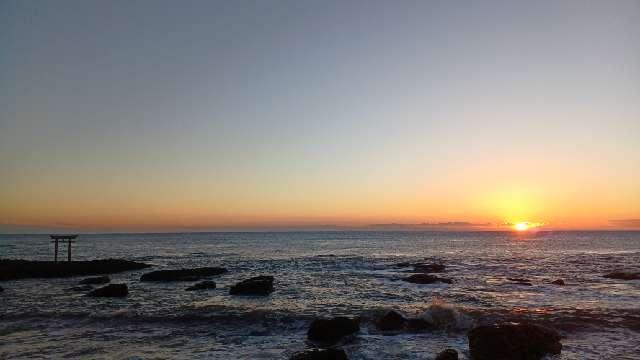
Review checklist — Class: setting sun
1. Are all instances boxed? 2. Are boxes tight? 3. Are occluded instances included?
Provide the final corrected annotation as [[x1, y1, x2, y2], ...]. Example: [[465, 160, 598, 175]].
[[514, 222, 530, 231]]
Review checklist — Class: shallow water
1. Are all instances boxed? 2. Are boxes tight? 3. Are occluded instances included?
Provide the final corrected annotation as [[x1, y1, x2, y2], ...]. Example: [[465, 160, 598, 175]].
[[1, 231, 639, 359]]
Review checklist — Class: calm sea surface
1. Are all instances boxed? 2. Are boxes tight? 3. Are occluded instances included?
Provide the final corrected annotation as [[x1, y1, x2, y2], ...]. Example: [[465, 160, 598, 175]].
[[1, 231, 639, 359]]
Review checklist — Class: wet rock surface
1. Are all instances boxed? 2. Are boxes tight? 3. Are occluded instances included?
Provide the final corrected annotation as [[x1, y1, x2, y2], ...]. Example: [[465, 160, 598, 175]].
[[468, 322, 562, 360], [229, 275, 274, 295], [551, 279, 565, 285], [140, 267, 227, 282], [307, 317, 360, 344], [87, 283, 128, 297], [290, 348, 348, 360]]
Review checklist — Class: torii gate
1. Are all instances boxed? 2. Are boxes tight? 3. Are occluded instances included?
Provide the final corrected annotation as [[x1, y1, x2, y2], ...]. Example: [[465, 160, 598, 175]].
[[50, 235, 78, 262]]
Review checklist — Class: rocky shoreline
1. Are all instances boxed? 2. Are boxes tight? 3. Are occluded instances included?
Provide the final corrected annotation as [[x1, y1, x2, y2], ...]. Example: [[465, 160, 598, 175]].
[[0, 259, 151, 281]]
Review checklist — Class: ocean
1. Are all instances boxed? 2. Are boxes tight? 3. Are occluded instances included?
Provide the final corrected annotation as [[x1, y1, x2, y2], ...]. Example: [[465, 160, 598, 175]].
[[1, 231, 639, 359]]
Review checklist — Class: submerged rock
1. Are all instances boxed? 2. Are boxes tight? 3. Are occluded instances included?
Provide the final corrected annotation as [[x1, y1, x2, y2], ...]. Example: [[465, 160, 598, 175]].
[[229, 275, 274, 295], [403, 274, 452, 284], [290, 348, 348, 360], [377, 310, 407, 331], [87, 283, 128, 297], [413, 263, 446, 273], [603, 271, 640, 280], [140, 267, 227, 282], [79, 275, 110, 285], [551, 279, 565, 286], [507, 278, 533, 286], [186, 280, 217, 291], [0, 259, 151, 281], [434, 349, 458, 360], [468, 322, 562, 360], [307, 317, 360, 344]]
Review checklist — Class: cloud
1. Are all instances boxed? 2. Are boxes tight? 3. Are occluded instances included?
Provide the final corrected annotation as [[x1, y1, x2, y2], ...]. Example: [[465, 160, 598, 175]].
[[609, 219, 640, 228], [368, 221, 492, 230]]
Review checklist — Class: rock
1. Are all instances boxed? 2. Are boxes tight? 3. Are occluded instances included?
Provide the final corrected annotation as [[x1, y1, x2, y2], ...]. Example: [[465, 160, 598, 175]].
[[229, 275, 274, 295], [79, 275, 110, 285], [87, 283, 128, 297], [67, 284, 94, 292], [0, 286, 3, 292], [377, 310, 407, 331], [290, 348, 348, 360], [507, 278, 533, 286], [603, 271, 640, 280], [413, 263, 446, 273], [186, 280, 217, 291], [406, 318, 435, 332], [551, 279, 565, 286], [307, 317, 360, 344], [435, 349, 458, 360], [140, 267, 227, 282], [468, 322, 562, 360], [403, 274, 452, 284], [0, 259, 151, 281]]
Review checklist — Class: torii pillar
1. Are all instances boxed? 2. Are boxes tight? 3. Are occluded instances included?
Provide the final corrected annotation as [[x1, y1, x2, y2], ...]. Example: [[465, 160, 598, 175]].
[[50, 235, 78, 262]]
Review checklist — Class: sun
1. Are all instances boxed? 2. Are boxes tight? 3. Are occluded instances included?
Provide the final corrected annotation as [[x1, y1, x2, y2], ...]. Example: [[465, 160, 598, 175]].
[[514, 222, 529, 231]]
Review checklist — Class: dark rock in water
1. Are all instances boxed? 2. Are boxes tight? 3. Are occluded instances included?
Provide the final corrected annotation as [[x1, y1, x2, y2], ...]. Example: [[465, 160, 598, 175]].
[[308, 317, 360, 344], [229, 275, 274, 295], [186, 280, 217, 291], [406, 318, 435, 332], [67, 284, 94, 292], [403, 274, 452, 284], [551, 279, 565, 286], [435, 349, 458, 360], [507, 278, 533, 286], [413, 263, 446, 273], [0, 259, 151, 281], [468, 322, 562, 360], [79, 275, 110, 285], [140, 267, 227, 282], [377, 310, 407, 331], [0, 286, 3, 292], [603, 271, 640, 280], [290, 348, 348, 360], [87, 283, 128, 297]]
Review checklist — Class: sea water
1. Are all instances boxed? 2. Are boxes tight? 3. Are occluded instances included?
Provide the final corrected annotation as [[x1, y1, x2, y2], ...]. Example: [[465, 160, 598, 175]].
[[1, 231, 639, 359]]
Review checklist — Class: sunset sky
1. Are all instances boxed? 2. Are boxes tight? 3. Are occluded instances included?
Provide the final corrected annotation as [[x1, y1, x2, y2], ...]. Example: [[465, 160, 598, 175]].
[[1, 1, 639, 232]]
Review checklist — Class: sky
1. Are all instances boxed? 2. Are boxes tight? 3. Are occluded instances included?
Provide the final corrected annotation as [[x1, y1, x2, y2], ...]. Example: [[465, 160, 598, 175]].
[[1, 1, 639, 232]]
